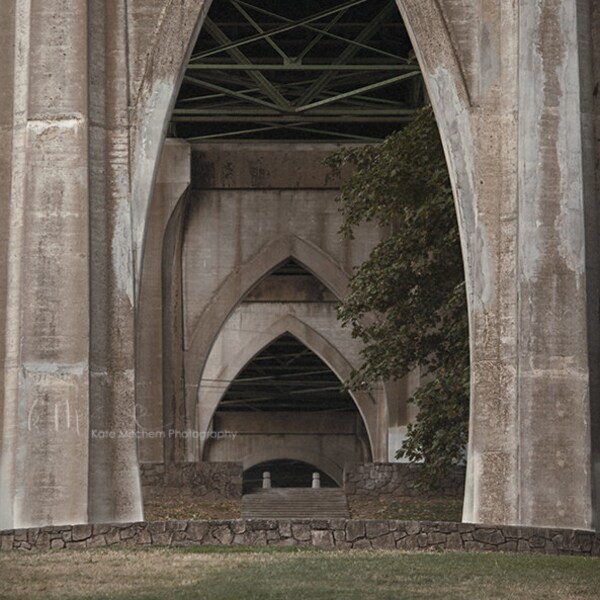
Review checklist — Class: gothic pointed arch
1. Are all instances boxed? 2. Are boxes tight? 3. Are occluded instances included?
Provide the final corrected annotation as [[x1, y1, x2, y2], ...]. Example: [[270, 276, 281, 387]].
[[197, 314, 378, 460], [132, 0, 479, 478], [132, 0, 473, 293], [184, 234, 351, 409]]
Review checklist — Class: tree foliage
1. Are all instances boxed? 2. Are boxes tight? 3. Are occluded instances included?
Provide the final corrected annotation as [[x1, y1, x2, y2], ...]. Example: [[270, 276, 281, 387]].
[[327, 107, 470, 484]]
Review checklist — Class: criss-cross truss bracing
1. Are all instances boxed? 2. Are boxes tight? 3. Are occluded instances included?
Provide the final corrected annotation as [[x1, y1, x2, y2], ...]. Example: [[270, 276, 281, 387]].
[[171, 0, 424, 142]]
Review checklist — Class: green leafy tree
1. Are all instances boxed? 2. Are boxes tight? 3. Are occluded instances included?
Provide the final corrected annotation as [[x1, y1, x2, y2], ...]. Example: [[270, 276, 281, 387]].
[[327, 107, 469, 484]]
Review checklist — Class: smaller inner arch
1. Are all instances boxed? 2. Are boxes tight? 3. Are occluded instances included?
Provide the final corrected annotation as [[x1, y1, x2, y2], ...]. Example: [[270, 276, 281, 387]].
[[218, 332, 355, 412], [244, 258, 337, 303]]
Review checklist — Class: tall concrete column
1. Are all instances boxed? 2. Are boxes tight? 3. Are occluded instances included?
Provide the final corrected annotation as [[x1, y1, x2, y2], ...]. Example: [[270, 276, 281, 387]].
[[515, 0, 592, 529], [466, 1, 594, 529], [87, 0, 143, 523], [400, 0, 596, 528], [136, 140, 191, 464], [591, 0, 600, 531], [0, 3, 16, 465], [0, 1, 90, 528], [433, 0, 597, 530]]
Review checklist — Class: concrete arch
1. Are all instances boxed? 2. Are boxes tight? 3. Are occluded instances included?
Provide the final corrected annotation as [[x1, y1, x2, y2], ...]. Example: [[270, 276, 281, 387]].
[[184, 235, 352, 415], [132, 0, 476, 471], [135, 177, 191, 462], [197, 314, 378, 461], [242, 450, 344, 487], [130, 0, 213, 290], [129, 0, 577, 529], [132, 0, 479, 477], [132, 0, 472, 297], [392, 0, 476, 311]]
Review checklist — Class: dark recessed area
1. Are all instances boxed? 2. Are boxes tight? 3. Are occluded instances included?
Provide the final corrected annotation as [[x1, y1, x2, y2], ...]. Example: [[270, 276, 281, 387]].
[[243, 459, 338, 492], [171, 0, 425, 142], [217, 333, 355, 412]]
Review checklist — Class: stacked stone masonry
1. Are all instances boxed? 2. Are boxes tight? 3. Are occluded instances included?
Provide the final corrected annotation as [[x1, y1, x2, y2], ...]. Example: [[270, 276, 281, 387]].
[[344, 463, 465, 499], [140, 462, 242, 500], [1, 520, 598, 556], [139, 461, 464, 502]]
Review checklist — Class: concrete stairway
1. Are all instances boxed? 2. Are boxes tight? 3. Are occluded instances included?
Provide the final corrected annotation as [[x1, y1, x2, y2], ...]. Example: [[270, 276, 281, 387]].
[[241, 488, 350, 519]]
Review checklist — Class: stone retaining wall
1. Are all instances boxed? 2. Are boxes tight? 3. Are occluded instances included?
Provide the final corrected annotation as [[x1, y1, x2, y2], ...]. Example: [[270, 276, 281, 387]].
[[1, 520, 598, 555], [140, 461, 464, 501], [344, 463, 465, 499], [140, 462, 242, 500]]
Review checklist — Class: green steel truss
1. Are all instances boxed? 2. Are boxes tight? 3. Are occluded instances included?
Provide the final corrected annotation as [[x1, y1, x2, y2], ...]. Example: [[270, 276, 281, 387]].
[[171, 0, 424, 143]]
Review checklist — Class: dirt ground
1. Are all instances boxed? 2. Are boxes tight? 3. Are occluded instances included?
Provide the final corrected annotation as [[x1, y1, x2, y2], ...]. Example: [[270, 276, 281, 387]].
[[143, 497, 241, 521], [143, 495, 462, 522]]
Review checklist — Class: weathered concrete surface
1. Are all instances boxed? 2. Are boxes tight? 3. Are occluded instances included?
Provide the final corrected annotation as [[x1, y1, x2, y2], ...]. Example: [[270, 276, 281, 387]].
[[0, 2, 16, 480], [87, 0, 143, 526], [129, 0, 211, 287], [397, 0, 597, 529], [515, 0, 591, 530], [589, 0, 600, 535], [0, 0, 144, 529], [0, 2, 90, 529]]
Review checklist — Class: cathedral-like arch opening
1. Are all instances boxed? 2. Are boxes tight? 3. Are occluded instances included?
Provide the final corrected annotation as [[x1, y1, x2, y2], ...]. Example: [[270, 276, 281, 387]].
[[136, 0, 469, 519], [170, 0, 430, 468], [217, 332, 356, 412], [139, 0, 445, 475], [203, 332, 372, 482]]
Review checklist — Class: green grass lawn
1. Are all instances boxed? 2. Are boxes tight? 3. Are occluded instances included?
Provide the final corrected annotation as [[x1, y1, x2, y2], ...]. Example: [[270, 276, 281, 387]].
[[1, 546, 598, 600]]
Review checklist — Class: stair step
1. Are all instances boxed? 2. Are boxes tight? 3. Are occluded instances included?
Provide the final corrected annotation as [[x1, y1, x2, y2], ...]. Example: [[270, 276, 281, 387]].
[[241, 488, 350, 519]]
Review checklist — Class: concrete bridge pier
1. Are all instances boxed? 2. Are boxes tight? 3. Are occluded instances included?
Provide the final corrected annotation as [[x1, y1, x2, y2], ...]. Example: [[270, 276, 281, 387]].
[[0, 1, 91, 529], [0, 0, 142, 529], [400, 0, 598, 529], [0, 0, 598, 531]]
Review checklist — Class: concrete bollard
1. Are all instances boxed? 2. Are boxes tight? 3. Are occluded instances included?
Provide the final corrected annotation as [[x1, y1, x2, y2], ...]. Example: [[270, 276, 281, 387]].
[[262, 471, 271, 489], [312, 472, 321, 489]]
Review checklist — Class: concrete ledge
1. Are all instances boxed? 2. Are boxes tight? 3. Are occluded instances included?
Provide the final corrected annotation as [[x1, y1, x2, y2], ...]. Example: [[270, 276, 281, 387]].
[[1, 520, 598, 555]]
